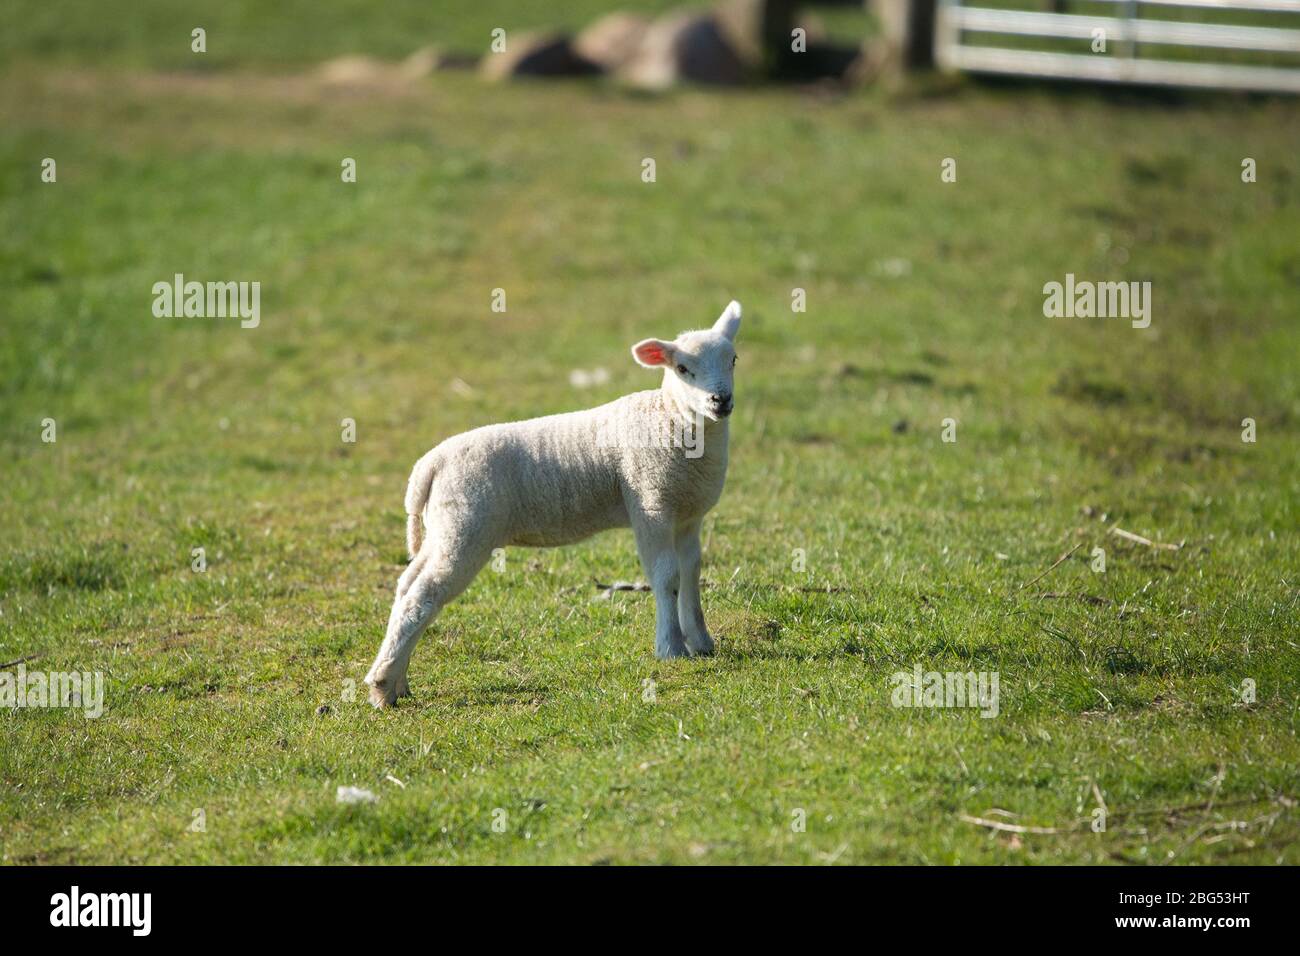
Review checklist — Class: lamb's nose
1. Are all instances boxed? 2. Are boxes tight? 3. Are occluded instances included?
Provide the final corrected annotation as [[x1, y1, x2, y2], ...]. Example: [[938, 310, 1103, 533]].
[[709, 393, 733, 414]]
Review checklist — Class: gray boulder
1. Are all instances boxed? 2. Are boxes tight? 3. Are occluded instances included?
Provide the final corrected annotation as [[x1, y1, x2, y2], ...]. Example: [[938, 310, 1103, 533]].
[[619, 12, 746, 90], [714, 0, 799, 74], [480, 32, 600, 81], [574, 13, 652, 73]]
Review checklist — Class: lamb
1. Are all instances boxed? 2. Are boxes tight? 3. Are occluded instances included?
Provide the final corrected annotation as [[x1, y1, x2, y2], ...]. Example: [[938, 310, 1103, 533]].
[[364, 301, 743, 707]]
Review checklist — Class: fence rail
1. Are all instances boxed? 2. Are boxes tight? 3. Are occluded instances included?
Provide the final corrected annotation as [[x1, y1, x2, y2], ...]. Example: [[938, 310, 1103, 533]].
[[936, 0, 1300, 93]]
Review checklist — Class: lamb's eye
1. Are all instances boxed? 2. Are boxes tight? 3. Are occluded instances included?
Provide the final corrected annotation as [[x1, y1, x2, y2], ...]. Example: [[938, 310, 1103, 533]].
[[676, 364, 691, 377], [732, 355, 737, 367]]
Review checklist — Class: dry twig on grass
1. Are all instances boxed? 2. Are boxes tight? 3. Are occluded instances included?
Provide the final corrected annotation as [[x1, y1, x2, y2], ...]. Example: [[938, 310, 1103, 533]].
[[1035, 592, 1110, 605], [591, 580, 856, 597], [591, 579, 651, 593], [1020, 542, 1083, 590], [1110, 526, 1182, 551], [959, 814, 1062, 835], [0, 654, 41, 669]]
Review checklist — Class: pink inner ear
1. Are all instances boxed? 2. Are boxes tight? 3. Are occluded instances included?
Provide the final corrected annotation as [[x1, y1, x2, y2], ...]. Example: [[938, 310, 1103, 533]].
[[636, 342, 667, 366]]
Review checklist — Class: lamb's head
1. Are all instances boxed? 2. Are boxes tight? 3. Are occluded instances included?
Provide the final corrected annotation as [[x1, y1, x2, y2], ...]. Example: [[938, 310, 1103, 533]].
[[632, 301, 741, 422]]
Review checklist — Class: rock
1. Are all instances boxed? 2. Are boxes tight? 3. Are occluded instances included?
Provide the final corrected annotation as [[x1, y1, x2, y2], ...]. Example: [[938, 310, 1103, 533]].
[[480, 32, 600, 81], [714, 0, 798, 73], [399, 46, 479, 78], [619, 12, 745, 90], [314, 48, 470, 89], [317, 55, 391, 86], [431, 51, 481, 71], [399, 46, 440, 79], [569, 367, 611, 388], [574, 13, 651, 72], [336, 786, 378, 805]]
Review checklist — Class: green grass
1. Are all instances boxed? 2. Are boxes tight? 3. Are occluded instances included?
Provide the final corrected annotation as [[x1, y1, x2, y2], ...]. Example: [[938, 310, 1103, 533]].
[[1, 5, 1299, 864], [0, 0, 687, 70]]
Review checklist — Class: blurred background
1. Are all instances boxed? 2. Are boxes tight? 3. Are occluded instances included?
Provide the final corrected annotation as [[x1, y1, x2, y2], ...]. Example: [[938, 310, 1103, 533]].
[[1, 2, 1297, 863]]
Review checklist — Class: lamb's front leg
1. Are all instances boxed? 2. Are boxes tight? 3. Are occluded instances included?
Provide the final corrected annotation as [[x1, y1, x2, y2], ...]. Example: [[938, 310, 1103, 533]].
[[632, 517, 688, 659], [675, 519, 714, 656]]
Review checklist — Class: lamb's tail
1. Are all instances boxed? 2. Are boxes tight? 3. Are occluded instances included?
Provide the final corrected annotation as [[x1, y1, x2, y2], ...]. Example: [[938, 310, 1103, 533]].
[[403, 450, 439, 559]]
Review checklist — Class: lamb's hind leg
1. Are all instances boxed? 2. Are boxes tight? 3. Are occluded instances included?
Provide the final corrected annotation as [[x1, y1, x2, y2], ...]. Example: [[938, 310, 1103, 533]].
[[388, 555, 425, 699], [365, 531, 492, 708]]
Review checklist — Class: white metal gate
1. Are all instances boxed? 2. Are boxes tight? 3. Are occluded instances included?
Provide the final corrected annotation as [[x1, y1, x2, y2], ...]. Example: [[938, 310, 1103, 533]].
[[936, 0, 1300, 93]]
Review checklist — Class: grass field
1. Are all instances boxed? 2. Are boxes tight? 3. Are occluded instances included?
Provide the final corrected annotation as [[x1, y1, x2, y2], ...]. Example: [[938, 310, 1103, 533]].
[[2, 3, 1299, 864]]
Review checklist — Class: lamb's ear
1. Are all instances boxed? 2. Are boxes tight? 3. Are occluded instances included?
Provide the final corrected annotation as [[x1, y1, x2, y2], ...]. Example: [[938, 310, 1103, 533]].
[[632, 338, 676, 368], [713, 300, 742, 341]]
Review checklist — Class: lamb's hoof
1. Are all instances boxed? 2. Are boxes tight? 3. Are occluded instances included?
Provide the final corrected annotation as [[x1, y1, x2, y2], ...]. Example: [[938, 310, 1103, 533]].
[[655, 643, 691, 660], [685, 631, 716, 657], [367, 679, 399, 708]]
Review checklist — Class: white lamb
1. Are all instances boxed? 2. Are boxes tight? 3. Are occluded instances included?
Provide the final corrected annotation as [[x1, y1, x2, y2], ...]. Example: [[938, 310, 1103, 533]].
[[364, 301, 743, 707]]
